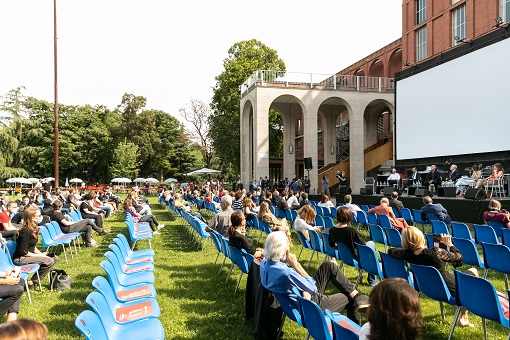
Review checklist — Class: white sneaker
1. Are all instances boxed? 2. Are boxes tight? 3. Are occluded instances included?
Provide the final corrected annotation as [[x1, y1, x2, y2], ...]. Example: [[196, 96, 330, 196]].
[[152, 231, 160, 235], [157, 224, 165, 230]]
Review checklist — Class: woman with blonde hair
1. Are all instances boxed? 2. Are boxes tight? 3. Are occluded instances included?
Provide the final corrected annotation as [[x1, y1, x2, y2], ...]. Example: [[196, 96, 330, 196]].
[[368, 197, 408, 231], [257, 201, 287, 231], [293, 204, 320, 240], [243, 197, 257, 222]]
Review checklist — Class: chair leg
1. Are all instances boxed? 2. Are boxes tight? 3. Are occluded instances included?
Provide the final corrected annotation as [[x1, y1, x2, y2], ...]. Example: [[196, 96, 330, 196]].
[[355, 269, 363, 289], [448, 307, 461, 340], [131, 240, 137, 250], [483, 268, 489, 279], [36, 272, 42, 293], [505, 274, 508, 291], [482, 318, 487, 340], [440, 301, 445, 320], [61, 244, 68, 264], [219, 256, 227, 274], [306, 250, 315, 268], [276, 314, 286, 340], [24, 281, 32, 304], [214, 252, 220, 265], [226, 262, 234, 281], [234, 272, 243, 293], [297, 247, 303, 261]]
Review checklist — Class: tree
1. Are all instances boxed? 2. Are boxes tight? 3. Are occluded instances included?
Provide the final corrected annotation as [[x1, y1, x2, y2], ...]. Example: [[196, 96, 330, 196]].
[[110, 140, 141, 179], [209, 39, 286, 174], [179, 99, 213, 168], [268, 109, 283, 158]]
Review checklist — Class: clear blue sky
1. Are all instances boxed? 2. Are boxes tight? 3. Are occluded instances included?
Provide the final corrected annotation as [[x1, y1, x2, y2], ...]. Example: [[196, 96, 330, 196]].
[[0, 0, 401, 123]]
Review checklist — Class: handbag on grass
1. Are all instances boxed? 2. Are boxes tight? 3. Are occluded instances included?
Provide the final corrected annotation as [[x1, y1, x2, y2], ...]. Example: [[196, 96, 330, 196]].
[[49, 269, 72, 291]]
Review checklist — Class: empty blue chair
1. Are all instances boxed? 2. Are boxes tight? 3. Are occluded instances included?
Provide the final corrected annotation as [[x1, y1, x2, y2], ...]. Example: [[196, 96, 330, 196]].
[[104, 250, 154, 274], [377, 214, 392, 229], [100, 257, 155, 286], [431, 220, 450, 235], [487, 221, 505, 239], [99, 260, 155, 296], [356, 211, 369, 231], [400, 208, 414, 226], [228, 246, 251, 293], [355, 243, 383, 282], [452, 270, 510, 340], [314, 216, 325, 229], [329, 207, 337, 219], [38, 225, 71, 264], [323, 216, 335, 230], [325, 309, 361, 340], [451, 222, 473, 242], [92, 275, 156, 303], [296, 230, 313, 261], [474, 224, 499, 245], [360, 205, 369, 213], [412, 209, 428, 233], [336, 242, 362, 288], [481, 242, 510, 290], [296, 294, 333, 340], [452, 237, 484, 269], [379, 251, 415, 289], [308, 230, 326, 267], [384, 227, 402, 248], [75, 310, 109, 340], [367, 212, 378, 226], [392, 207, 400, 218], [368, 224, 388, 250]]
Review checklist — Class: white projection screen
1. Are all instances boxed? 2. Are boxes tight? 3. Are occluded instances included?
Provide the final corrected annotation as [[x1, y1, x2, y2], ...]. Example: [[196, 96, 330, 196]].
[[396, 37, 510, 160]]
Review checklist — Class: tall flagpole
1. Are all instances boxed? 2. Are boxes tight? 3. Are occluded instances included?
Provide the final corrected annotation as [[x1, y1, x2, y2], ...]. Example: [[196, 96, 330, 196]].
[[53, 0, 59, 187]]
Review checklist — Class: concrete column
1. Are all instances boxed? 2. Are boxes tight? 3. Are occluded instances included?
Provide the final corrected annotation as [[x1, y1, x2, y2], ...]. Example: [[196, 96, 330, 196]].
[[349, 102, 366, 193], [253, 100, 270, 182], [322, 108, 339, 166], [282, 108, 296, 181], [240, 100, 252, 186], [303, 104, 319, 194]]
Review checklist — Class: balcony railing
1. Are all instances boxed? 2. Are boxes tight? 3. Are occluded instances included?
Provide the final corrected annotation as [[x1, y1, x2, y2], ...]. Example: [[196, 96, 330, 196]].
[[240, 70, 395, 95]]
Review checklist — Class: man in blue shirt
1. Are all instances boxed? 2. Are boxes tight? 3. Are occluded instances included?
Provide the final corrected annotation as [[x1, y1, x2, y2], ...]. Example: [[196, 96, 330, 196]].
[[420, 196, 452, 224], [260, 232, 369, 324]]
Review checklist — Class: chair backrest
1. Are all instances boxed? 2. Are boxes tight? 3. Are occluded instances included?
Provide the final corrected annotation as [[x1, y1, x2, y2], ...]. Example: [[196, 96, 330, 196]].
[[368, 224, 387, 246], [481, 242, 510, 274], [314, 216, 325, 228], [209, 232, 222, 253], [229, 246, 250, 274], [336, 242, 358, 268], [400, 208, 414, 224], [474, 224, 499, 245], [355, 243, 383, 278], [92, 275, 156, 303], [309, 230, 325, 254], [298, 296, 332, 340], [409, 264, 455, 304], [356, 211, 368, 225], [329, 207, 337, 219], [324, 309, 361, 340], [379, 251, 414, 288], [451, 222, 473, 241], [251, 216, 260, 230], [272, 292, 304, 326], [452, 237, 484, 268], [296, 230, 312, 250], [68, 211, 80, 222], [431, 220, 450, 235], [377, 214, 392, 229], [290, 210, 298, 222], [487, 221, 504, 238], [425, 233, 434, 248], [384, 228, 402, 248], [323, 216, 335, 230], [75, 310, 108, 340], [412, 209, 425, 224], [220, 237, 230, 257], [367, 213, 378, 226], [360, 205, 369, 213], [454, 270, 508, 325], [502, 228, 510, 248], [392, 207, 400, 218], [321, 232, 339, 259], [4, 241, 16, 263], [284, 209, 292, 221], [426, 213, 439, 223]]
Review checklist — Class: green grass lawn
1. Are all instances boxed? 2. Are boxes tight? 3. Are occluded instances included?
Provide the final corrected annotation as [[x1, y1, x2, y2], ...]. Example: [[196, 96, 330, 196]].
[[8, 197, 510, 339]]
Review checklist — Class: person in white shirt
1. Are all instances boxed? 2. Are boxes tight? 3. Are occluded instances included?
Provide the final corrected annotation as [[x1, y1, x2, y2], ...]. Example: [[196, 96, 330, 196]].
[[293, 205, 321, 240], [387, 168, 401, 187], [317, 194, 335, 208], [343, 195, 362, 214], [286, 191, 300, 210]]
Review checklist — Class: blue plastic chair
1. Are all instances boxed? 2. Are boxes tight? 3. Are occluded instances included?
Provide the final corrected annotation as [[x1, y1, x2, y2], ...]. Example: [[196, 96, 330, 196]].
[[410, 264, 457, 324], [379, 251, 416, 289], [323, 216, 335, 230], [104, 250, 154, 274], [0, 242, 33, 303], [308, 230, 326, 267], [367, 213, 378, 226], [321, 232, 340, 262], [356, 211, 369, 231], [38, 225, 71, 264], [92, 275, 156, 303], [368, 224, 388, 250], [272, 291, 306, 340], [426, 213, 440, 223], [85, 292, 165, 339], [431, 220, 450, 235], [336, 242, 362, 288], [502, 228, 510, 248], [75, 310, 109, 340], [228, 246, 250, 293], [384, 227, 402, 248], [99, 260, 156, 295], [355, 242, 383, 282], [296, 230, 313, 261], [474, 224, 499, 245], [325, 309, 361, 340], [451, 222, 474, 242], [296, 294, 333, 340], [329, 207, 337, 219], [209, 232, 223, 266], [481, 242, 510, 290], [487, 221, 505, 239], [391, 207, 400, 218], [400, 208, 414, 226], [360, 205, 369, 213], [3, 241, 41, 292], [412, 209, 428, 233], [451, 270, 510, 340], [219, 236, 232, 274], [452, 237, 484, 269], [100, 257, 155, 286], [377, 214, 392, 229]]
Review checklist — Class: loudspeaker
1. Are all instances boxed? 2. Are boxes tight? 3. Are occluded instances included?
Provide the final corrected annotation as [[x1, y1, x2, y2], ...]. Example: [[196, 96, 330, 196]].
[[415, 188, 432, 197], [360, 188, 373, 195], [304, 157, 313, 170], [338, 186, 351, 194], [383, 187, 398, 196], [438, 186, 457, 197], [464, 188, 485, 199]]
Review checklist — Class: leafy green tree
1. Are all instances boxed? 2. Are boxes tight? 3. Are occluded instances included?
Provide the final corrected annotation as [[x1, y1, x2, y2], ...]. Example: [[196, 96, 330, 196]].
[[210, 39, 286, 174], [110, 140, 141, 179], [268, 109, 283, 158]]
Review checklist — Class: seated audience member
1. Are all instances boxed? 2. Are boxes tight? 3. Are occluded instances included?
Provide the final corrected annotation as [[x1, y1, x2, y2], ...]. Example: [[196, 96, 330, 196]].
[[128, 191, 151, 215], [483, 199, 510, 228], [41, 191, 55, 216], [317, 194, 335, 209], [456, 164, 481, 196], [420, 196, 451, 224], [276, 192, 289, 210], [359, 278, 422, 340], [0, 245, 24, 322], [476, 163, 504, 189], [243, 197, 257, 222], [387, 168, 401, 187], [445, 164, 461, 183], [66, 187, 81, 210], [388, 191, 404, 215], [260, 231, 369, 325], [329, 207, 377, 286], [299, 192, 311, 208], [0, 202, 20, 240], [51, 200, 100, 247], [343, 195, 362, 215], [123, 198, 164, 234], [257, 201, 288, 233], [389, 226, 479, 327], [426, 164, 442, 193], [207, 195, 234, 237], [368, 197, 409, 231], [271, 190, 280, 206], [173, 193, 190, 212], [13, 208, 57, 291], [231, 191, 244, 212], [286, 191, 300, 210], [227, 211, 263, 258], [0, 318, 48, 340], [80, 194, 107, 232], [293, 204, 321, 241]]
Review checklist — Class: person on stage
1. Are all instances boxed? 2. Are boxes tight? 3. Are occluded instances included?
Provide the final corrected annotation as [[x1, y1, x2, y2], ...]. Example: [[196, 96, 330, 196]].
[[426, 165, 442, 194], [445, 164, 461, 183], [387, 168, 401, 188]]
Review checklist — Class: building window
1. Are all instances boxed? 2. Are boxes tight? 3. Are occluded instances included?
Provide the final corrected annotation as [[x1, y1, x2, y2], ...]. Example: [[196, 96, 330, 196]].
[[317, 131, 323, 147], [502, 0, 510, 23], [416, 26, 427, 62], [416, 0, 426, 24], [452, 5, 466, 46]]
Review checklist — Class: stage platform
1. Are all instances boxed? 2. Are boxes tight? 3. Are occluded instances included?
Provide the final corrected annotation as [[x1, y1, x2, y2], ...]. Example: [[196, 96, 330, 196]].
[[335, 193, 510, 224]]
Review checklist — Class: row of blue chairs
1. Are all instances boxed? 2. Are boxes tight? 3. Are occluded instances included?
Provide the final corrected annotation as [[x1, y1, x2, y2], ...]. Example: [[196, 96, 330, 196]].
[[167, 200, 211, 250], [125, 213, 153, 250], [75, 233, 165, 339]]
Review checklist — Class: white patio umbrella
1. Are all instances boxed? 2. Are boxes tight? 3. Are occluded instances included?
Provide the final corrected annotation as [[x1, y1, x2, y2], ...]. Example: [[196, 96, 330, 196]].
[[6, 177, 24, 184], [184, 171, 196, 176], [164, 178, 177, 184], [192, 168, 221, 175], [111, 178, 132, 184], [133, 178, 146, 183], [145, 178, 159, 184], [27, 178, 39, 184], [17, 178, 32, 185], [65, 178, 69, 187], [69, 178, 83, 183], [43, 177, 55, 182]]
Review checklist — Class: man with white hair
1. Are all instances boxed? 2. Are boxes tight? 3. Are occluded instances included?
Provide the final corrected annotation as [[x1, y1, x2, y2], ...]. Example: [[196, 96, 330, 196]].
[[445, 164, 461, 183], [206, 195, 233, 237], [260, 231, 369, 324]]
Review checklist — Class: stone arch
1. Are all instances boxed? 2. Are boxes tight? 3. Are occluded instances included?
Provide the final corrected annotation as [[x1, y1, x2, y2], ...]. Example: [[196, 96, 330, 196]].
[[240, 98, 255, 183], [388, 48, 403, 77], [369, 59, 385, 77]]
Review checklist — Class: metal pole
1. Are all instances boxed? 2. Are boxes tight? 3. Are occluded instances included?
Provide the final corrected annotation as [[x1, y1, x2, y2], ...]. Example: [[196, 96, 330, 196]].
[[53, 0, 59, 187]]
